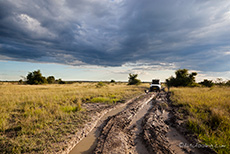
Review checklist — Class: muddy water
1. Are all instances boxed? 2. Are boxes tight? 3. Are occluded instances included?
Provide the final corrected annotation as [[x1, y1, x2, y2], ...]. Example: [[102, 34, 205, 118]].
[[69, 105, 127, 154], [161, 110, 202, 154], [129, 99, 153, 154], [167, 127, 202, 154]]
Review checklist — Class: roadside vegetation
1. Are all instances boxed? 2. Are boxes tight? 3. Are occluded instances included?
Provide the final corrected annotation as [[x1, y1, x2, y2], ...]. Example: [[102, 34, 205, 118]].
[[18, 69, 66, 85], [171, 87, 230, 154], [0, 82, 148, 153], [166, 69, 230, 153], [166, 69, 230, 88], [166, 69, 198, 88], [128, 73, 141, 85]]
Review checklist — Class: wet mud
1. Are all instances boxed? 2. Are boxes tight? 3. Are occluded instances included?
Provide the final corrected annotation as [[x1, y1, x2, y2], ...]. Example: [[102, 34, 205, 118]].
[[68, 95, 145, 154], [69, 92, 215, 154], [94, 94, 154, 154]]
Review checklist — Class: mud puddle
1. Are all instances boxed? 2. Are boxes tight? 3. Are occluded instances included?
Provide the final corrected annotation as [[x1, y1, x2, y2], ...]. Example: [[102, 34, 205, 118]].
[[69, 92, 208, 154], [94, 94, 155, 154], [161, 109, 202, 154], [69, 104, 127, 154], [129, 98, 153, 154], [167, 127, 202, 154], [142, 92, 204, 154]]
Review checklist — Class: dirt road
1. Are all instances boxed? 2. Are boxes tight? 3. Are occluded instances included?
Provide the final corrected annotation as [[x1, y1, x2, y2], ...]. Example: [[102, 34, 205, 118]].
[[69, 92, 214, 154]]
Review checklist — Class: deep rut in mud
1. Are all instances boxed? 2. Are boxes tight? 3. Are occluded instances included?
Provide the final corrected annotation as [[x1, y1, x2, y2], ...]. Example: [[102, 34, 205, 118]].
[[70, 92, 208, 154], [94, 94, 154, 154]]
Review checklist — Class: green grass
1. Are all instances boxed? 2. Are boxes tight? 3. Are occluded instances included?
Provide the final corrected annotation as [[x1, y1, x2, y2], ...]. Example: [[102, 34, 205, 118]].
[[0, 82, 148, 153], [171, 87, 230, 154], [90, 95, 120, 104]]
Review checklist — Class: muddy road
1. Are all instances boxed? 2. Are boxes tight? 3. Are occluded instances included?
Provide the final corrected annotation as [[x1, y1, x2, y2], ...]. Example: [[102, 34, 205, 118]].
[[69, 92, 213, 154]]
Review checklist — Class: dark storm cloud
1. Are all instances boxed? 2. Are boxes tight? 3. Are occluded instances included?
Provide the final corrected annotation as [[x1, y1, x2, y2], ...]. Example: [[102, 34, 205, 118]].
[[0, 0, 230, 71]]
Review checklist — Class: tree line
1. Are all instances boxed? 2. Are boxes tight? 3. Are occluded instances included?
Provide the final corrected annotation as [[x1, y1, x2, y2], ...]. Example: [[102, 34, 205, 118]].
[[19, 70, 65, 85], [166, 69, 230, 88], [129, 69, 230, 88], [19, 69, 230, 87]]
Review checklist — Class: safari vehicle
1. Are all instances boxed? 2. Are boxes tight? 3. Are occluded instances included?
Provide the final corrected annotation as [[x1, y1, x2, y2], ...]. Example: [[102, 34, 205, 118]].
[[149, 79, 161, 92]]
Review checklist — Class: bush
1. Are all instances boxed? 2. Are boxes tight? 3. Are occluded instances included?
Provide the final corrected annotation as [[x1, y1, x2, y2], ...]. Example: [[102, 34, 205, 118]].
[[226, 80, 230, 86], [47, 76, 55, 84], [57, 79, 66, 84], [26, 70, 47, 85], [199, 79, 214, 87], [18, 79, 24, 85], [166, 69, 197, 87], [96, 81, 105, 88], [128, 74, 141, 85]]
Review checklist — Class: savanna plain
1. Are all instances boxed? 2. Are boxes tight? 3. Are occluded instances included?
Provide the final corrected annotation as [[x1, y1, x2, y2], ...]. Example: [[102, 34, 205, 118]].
[[0, 82, 148, 153], [0, 82, 229, 154]]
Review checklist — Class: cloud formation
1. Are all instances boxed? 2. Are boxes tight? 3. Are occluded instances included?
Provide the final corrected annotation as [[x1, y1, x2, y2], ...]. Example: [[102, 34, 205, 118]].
[[0, 0, 230, 72]]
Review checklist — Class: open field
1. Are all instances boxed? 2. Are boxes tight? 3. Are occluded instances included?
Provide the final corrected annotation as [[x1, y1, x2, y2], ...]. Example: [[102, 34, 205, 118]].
[[2, 83, 229, 154], [0, 82, 149, 153], [171, 87, 230, 154]]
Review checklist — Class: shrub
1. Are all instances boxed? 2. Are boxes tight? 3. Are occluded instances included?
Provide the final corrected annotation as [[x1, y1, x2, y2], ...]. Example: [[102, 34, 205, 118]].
[[225, 80, 230, 86], [26, 70, 47, 85], [96, 81, 105, 88], [57, 79, 66, 84], [199, 79, 214, 87], [47, 76, 55, 84], [166, 69, 197, 87], [18, 79, 24, 85], [128, 74, 141, 85]]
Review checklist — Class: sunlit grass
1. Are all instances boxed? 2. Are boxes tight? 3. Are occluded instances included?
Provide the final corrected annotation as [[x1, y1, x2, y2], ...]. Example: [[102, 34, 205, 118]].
[[171, 87, 230, 154], [0, 82, 148, 153]]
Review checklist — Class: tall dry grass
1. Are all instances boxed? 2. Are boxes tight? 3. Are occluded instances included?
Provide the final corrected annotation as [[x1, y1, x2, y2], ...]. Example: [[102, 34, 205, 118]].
[[171, 87, 230, 154], [0, 82, 148, 153]]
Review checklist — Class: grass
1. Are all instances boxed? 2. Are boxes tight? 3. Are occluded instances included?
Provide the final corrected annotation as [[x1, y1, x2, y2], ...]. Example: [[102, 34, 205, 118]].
[[171, 87, 230, 154], [0, 82, 148, 153]]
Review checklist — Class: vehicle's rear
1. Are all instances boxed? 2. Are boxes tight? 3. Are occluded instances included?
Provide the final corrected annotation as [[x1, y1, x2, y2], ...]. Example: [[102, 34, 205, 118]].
[[149, 79, 161, 92]]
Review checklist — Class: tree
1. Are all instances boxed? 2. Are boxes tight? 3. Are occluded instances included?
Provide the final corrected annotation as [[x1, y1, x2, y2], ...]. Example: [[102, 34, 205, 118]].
[[47, 76, 55, 84], [57, 78, 66, 84], [166, 77, 174, 91], [166, 69, 197, 87], [128, 73, 141, 85], [215, 78, 224, 86], [226, 80, 230, 86], [18, 79, 23, 85], [110, 79, 115, 83], [199, 79, 214, 87], [26, 70, 47, 85]]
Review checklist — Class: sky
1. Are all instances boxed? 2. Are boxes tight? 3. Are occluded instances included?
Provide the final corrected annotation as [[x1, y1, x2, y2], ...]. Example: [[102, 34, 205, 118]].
[[0, 0, 230, 82]]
